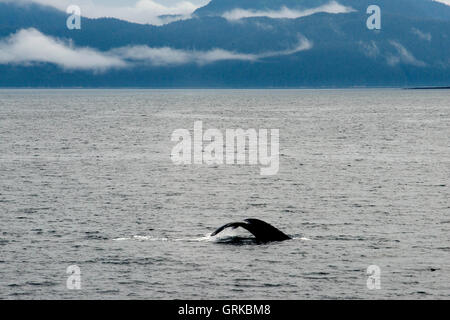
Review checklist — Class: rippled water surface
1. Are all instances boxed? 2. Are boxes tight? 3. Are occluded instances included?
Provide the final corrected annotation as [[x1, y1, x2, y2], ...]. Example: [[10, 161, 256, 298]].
[[0, 89, 449, 299]]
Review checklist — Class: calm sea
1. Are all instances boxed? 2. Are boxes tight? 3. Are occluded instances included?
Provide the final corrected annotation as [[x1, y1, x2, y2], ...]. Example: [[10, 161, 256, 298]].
[[0, 89, 449, 299]]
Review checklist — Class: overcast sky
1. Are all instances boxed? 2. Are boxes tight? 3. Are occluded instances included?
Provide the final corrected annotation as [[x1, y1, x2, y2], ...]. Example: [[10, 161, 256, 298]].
[[25, 0, 450, 10], [99, 0, 208, 5], [5, 0, 211, 25], [2, 0, 450, 25], [29, 0, 449, 7]]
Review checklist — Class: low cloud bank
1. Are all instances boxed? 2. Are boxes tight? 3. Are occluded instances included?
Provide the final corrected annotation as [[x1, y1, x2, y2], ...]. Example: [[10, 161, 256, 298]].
[[0, 28, 126, 70], [222, 1, 355, 21], [114, 35, 312, 66], [0, 28, 313, 70]]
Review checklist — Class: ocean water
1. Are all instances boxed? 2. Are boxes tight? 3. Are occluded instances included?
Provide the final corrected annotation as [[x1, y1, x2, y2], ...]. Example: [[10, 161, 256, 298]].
[[0, 89, 449, 299]]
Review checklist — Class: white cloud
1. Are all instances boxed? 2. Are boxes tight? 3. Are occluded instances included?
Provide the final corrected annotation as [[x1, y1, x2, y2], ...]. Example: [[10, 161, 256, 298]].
[[412, 28, 432, 42], [113, 36, 312, 66], [359, 41, 380, 58], [387, 41, 426, 67], [433, 0, 450, 6], [112, 46, 256, 65], [2, 0, 210, 25], [0, 28, 126, 70], [222, 1, 355, 21], [0, 29, 313, 70]]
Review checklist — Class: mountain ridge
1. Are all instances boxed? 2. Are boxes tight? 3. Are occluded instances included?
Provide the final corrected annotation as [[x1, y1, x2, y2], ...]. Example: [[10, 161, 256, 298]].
[[194, 0, 450, 20], [0, 0, 449, 87]]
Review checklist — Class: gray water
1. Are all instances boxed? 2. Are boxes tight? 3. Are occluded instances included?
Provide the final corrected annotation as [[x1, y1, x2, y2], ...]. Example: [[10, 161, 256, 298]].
[[0, 89, 449, 300]]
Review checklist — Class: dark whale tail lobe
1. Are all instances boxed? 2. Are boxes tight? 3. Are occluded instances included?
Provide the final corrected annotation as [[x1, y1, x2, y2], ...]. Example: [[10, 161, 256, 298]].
[[211, 218, 291, 243]]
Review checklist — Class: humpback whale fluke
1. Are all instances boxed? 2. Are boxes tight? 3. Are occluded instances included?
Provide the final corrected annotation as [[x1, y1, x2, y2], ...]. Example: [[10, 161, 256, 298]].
[[211, 218, 291, 243]]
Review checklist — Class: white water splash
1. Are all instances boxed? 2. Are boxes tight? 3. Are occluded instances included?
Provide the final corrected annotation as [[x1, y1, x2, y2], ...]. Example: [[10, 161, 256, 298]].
[[112, 234, 213, 242], [112, 235, 168, 241], [112, 233, 310, 242]]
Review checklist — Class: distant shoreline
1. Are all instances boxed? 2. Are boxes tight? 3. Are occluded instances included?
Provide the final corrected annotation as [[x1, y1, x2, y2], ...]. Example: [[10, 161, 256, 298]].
[[0, 86, 448, 90], [407, 86, 450, 90]]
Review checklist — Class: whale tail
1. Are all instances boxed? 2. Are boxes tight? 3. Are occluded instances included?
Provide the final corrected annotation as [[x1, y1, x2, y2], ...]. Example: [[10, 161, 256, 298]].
[[211, 218, 291, 243]]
